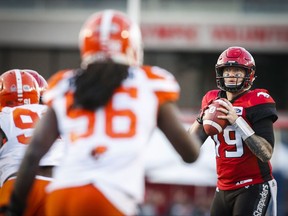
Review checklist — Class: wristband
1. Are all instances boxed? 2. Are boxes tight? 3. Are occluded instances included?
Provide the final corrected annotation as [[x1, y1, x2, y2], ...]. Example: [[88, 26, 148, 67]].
[[232, 117, 255, 140]]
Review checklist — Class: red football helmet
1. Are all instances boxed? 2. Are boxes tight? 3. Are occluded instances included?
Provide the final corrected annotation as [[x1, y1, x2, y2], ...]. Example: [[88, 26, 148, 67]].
[[25, 69, 48, 97], [0, 69, 40, 109], [79, 9, 143, 68], [215, 46, 256, 92]]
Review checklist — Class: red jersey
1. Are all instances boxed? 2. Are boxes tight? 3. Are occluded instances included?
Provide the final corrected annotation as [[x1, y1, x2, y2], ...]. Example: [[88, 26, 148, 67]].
[[201, 89, 278, 190]]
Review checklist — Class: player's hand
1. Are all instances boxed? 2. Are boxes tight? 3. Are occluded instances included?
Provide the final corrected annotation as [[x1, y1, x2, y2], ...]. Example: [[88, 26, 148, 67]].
[[196, 97, 219, 124], [216, 98, 238, 124]]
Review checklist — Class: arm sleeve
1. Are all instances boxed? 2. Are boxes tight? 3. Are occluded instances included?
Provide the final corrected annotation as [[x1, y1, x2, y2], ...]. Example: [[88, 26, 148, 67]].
[[252, 117, 275, 148]]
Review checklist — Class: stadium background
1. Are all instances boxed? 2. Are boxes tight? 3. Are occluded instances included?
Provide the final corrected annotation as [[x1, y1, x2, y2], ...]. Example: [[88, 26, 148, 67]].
[[0, 0, 287, 215]]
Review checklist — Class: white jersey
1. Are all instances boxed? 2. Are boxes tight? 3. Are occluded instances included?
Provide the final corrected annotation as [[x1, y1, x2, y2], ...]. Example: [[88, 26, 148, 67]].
[[43, 65, 180, 215], [0, 104, 65, 186]]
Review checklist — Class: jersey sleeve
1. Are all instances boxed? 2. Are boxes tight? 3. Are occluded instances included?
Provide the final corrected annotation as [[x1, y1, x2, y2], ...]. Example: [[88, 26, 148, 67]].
[[141, 66, 180, 105], [42, 69, 75, 107]]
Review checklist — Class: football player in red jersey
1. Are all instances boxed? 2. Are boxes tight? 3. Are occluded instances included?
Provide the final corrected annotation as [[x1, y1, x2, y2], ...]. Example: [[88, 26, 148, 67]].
[[189, 46, 278, 216], [5, 9, 201, 216]]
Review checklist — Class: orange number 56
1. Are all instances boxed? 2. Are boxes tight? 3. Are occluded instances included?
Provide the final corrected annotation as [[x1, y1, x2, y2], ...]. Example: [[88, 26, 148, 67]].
[[66, 87, 137, 142]]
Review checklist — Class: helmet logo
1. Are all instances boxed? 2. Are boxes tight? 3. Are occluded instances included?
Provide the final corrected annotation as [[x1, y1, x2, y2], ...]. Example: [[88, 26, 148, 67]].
[[227, 61, 237, 66], [10, 84, 17, 92], [23, 85, 31, 92], [227, 61, 236, 64]]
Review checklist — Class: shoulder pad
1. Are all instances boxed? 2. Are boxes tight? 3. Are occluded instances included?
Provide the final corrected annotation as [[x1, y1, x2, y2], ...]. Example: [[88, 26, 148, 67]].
[[244, 89, 275, 107], [202, 90, 220, 107], [141, 65, 176, 81], [140, 65, 180, 105]]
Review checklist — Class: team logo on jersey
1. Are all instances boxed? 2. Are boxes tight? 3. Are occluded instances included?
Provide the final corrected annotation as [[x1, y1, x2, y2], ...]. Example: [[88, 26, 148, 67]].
[[257, 92, 270, 98], [233, 106, 243, 115]]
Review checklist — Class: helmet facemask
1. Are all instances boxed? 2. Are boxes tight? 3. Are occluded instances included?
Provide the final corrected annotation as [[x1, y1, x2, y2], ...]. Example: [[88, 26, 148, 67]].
[[216, 67, 255, 93]]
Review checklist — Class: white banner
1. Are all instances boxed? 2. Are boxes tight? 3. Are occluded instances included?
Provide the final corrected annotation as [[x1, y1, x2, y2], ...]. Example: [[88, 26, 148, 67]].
[[141, 23, 288, 52], [0, 11, 287, 52]]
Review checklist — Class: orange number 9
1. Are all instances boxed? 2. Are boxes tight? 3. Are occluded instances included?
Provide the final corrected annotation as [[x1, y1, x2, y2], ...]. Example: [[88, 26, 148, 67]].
[[13, 108, 40, 144]]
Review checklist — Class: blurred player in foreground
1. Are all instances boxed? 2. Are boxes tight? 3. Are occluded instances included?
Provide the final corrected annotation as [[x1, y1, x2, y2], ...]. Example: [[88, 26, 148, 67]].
[[188, 46, 278, 216], [0, 69, 64, 216], [6, 9, 201, 216]]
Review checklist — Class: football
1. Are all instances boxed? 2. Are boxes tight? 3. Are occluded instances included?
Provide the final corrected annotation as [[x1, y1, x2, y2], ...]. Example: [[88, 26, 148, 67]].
[[203, 99, 229, 136]]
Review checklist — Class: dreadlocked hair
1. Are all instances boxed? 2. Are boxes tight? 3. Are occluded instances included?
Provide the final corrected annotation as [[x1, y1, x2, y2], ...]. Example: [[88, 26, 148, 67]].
[[74, 61, 129, 110]]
